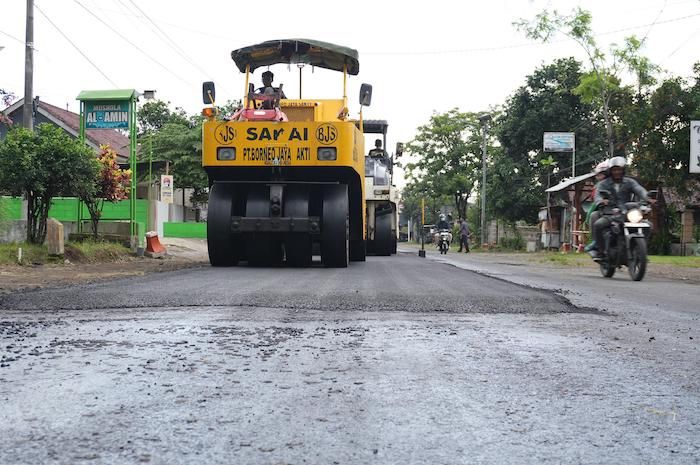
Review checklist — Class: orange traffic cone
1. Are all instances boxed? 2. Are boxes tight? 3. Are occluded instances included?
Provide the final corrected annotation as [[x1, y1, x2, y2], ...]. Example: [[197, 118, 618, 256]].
[[145, 231, 166, 258]]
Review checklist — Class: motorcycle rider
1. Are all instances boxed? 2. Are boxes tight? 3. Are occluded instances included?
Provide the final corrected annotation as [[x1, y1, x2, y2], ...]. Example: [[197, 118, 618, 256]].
[[584, 159, 609, 252], [435, 214, 450, 248], [437, 213, 450, 231], [590, 156, 648, 259]]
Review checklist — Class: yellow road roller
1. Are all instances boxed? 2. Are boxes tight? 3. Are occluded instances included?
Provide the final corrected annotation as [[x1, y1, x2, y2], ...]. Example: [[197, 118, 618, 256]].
[[201, 39, 372, 267], [362, 120, 400, 256]]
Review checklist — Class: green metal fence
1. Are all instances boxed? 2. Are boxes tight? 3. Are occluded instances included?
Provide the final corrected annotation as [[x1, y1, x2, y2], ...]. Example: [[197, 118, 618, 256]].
[[0, 196, 148, 225], [163, 222, 206, 238], [0, 197, 22, 220]]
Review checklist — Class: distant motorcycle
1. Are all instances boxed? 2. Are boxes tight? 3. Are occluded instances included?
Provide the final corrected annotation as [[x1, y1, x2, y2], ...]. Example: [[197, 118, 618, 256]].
[[435, 229, 452, 255], [591, 197, 651, 281]]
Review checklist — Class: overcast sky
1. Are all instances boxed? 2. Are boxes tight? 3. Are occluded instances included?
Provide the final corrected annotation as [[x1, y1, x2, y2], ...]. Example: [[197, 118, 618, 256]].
[[2, 0, 699, 186]]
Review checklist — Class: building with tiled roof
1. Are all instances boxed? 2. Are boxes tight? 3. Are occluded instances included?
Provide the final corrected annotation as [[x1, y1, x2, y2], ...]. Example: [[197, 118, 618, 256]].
[[1, 98, 131, 163]]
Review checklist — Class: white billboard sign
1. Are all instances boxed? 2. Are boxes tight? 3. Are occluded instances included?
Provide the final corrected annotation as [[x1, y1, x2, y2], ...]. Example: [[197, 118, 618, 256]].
[[691, 121, 700, 174], [161, 175, 174, 204], [544, 132, 575, 152]]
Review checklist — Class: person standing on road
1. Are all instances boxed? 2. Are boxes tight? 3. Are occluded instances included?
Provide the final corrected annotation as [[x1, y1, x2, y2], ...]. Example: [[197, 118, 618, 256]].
[[458, 219, 470, 253]]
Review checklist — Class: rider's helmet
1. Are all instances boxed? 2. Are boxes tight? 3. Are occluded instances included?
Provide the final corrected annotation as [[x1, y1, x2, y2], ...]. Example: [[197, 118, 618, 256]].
[[607, 156, 626, 175], [439, 213, 446, 222], [608, 156, 626, 169], [594, 159, 609, 175]]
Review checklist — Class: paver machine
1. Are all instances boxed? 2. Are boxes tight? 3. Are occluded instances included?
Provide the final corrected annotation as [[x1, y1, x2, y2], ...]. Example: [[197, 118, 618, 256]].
[[201, 39, 373, 267], [362, 120, 400, 255]]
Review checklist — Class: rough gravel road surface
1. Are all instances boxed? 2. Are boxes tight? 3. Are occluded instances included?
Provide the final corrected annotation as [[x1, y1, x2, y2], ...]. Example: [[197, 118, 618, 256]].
[[0, 252, 697, 465]]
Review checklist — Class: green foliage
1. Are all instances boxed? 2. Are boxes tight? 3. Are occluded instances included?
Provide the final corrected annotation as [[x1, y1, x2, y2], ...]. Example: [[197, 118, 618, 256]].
[[137, 99, 240, 208], [499, 233, 525, 251], [492, 58, 605, 223], [648, 228, 673, 256], [400, 181, 450, 231], [516, 8, 656, 158], [631, 67, 700, 192], [0, 124, 98, 244], [147, 120, 208, 205], [404, 109, 486, 221], [0, 240, 129, 265], [80, 145, 132, 239], [137, 100, 188, 135]]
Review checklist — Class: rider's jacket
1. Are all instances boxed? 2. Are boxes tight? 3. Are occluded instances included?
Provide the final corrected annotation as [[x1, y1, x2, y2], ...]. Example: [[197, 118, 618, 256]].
[[594, 176, 648, 209], [437, 220, 450, 230]]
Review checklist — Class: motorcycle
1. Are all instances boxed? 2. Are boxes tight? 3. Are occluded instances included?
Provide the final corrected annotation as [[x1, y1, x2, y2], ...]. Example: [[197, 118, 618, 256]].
[[435, 229, 452, 255], [591, 197, 651, 281]]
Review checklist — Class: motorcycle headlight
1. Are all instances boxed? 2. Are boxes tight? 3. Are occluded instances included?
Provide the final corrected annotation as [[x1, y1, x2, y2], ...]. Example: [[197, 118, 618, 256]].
[[627, 209, 643, 223]]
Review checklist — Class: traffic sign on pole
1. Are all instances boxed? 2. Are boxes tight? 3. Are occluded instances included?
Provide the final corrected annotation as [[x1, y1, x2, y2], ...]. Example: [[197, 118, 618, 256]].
[[77, 89, 139, 248]]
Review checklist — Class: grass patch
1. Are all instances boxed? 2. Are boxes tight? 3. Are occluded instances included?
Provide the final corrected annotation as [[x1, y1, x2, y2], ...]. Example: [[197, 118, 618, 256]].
[[0, 242, 51, 265], [537, 252, 589, 267], [537, 253, 700, 268], [648, 255, 700, 268], [0, 240, 130, 266]]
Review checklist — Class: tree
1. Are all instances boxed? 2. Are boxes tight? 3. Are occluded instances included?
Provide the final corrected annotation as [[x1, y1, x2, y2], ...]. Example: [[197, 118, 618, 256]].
[[405, 109, 484, 220], [147, 118, 209, 209], [633, 64, 700, 191], [80, 145, 131, 239], [515, 8, 656, 158], [493, 58, 605, 223], [137, 100, 188, 135], [0, 124, 98, 244], [400, 180, 451, 242]]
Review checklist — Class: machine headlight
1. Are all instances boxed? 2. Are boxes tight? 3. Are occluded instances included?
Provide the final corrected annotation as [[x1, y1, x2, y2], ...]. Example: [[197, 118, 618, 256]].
[[627, 208, 643, 223], [217, 147, 236, 160], [317, 147, 337, 161]]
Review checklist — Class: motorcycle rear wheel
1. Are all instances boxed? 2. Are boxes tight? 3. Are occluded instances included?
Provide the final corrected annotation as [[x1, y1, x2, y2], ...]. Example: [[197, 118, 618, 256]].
[[599, 261, 616, 278]]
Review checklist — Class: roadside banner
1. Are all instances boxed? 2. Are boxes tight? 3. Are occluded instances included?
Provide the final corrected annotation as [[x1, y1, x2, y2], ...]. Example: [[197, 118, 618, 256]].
[[161, 175, 174, 204], [691, 121, 700, 173], [84, 101, 130, 129], [543, 132, 575, 152]]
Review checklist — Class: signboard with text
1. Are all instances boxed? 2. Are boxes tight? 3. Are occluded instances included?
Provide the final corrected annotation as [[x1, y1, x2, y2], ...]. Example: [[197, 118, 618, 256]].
[[85, 100, 130, 129], [161, 175, 174, 204], [543, 132, 575, 152], [691, 121, 700, 173]]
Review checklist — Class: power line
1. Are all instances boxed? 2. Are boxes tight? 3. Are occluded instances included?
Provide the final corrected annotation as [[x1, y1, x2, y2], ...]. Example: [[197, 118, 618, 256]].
[[663, 24, 700, 60], [639, 0, 667, 46], [34, 4, 118, 87], [0, 29, 25, 44], [72, 0, 194, 87], [126, 1, 201, 69], [364, 12, 700, 56], [122, 0, 233, 94]]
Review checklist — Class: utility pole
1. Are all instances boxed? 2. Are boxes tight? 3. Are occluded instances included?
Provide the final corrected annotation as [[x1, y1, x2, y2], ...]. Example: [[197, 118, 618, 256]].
[[23, 0, 34, 130], [479, 113, 491, 247]]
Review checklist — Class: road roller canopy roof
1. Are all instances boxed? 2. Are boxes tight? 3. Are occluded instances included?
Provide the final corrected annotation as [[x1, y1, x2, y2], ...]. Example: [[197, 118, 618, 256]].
[[231, 39, 360, 75]]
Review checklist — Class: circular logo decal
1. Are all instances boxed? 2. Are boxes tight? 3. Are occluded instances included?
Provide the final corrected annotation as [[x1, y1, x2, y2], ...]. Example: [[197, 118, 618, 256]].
[[316, 123, 338, 145], [215, 123, 236, 145]]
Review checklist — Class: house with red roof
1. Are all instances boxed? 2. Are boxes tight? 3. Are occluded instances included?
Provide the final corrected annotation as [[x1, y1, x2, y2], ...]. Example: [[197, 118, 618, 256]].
[[1, 98, 131, 163]]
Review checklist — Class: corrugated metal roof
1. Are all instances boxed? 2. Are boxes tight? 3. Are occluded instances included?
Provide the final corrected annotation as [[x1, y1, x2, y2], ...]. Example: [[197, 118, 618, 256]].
[[545, 171, 595, 193]]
